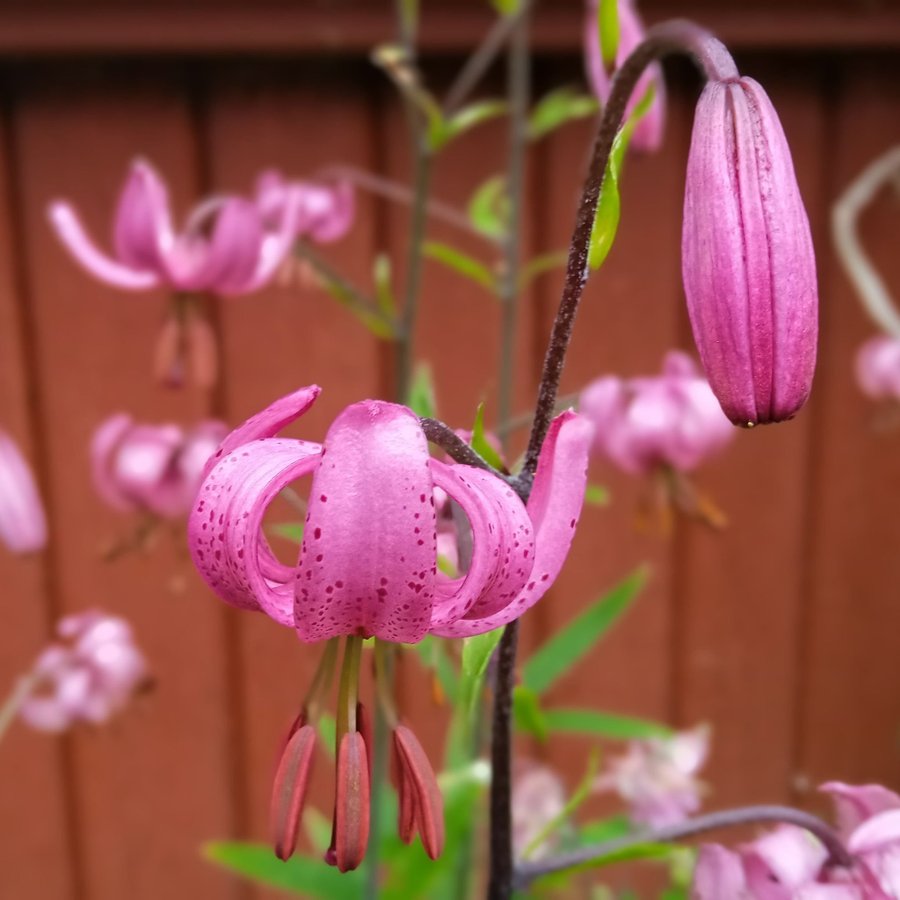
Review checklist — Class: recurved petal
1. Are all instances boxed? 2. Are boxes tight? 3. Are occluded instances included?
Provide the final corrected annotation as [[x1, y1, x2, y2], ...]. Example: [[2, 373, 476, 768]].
[[196, 199, 267, 296], [189, 437, 321, 626], [847, 809, 900, 857], [691, 844, 748, 899], [822, 782, 900, 840], [433, 411, 592, 637], [295, 402, 436, 643], [113, 160, 174, 271], [201, 385, 320, 482], [0, 430, 47, 554], [48, 202, 160, 291], [247, 187, 303, 292], [307, 181, 355, 244]]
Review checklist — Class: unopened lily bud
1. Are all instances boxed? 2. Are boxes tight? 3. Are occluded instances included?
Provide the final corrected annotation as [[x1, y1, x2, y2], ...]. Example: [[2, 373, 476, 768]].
[[682, 76, 818, 427]]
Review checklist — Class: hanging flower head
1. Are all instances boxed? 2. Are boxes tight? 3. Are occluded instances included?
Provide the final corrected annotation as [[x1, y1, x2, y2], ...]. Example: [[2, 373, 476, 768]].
[[92, 414, 227, 520], [188, 386, 592, 870], [19, 610, 150, 733], [48, 159, 302, 297], [595, 725, 709, 828], [579, 351, 734, 476], [0, 429, 47, 554], [584, 0, 666, 152], [682, 74, 818, 427], [693, 782, 900, 898]]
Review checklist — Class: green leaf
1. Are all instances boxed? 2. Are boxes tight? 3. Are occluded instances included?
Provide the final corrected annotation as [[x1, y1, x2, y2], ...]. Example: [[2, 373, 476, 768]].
[[522, 566, 648, 695], [543, 708, 671, 740], [423, 241, 497, 293], [470, 403, 506, 471], [459, 629, 504, 724], [599, 0, 620, 66], [588, 84, 657, 270], [467, 175, 509, 241], [303, 807, 332, 854], [528, 87, 599, 141], [204, 841, 363, 896], [585, 483, 610, 507], [520, 249, 569, 288], [316, 268, 394, 339], [577, 814, 632, 846], [269, 522, 304, 543], [373, 253, 396, 317], [512, 684, 548, 741], [430, 99, 508, 151], [407, 363, 438, 419]]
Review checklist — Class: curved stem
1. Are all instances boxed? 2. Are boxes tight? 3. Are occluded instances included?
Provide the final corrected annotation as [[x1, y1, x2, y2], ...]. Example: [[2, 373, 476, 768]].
[[513, 804, 854, 889], [521, 20, 737, 478], [832, 144, 900, 338]]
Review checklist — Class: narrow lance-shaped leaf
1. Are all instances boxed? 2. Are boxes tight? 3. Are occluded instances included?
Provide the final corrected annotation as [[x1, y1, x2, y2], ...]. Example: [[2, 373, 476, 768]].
[[512, 684, 548, 741], [429, 99, 508, 152], [543, 708, 671, 740], [459, 628, 504, 725], [407, 363, 438, 420], [316, 268, 394, 339], [528, 87, 599, 141], [522, 565, 648, 695], [599, 0, 621, 66], [467, 175, 509, 241], [470, 403, 506, 472], [423, 242, 497, 293]]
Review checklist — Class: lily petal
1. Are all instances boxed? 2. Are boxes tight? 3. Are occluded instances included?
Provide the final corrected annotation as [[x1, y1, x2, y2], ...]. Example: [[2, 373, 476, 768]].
[[847, 809, 900, 857], [113, 160, 174, 271], [248, 188, 303, 291], [691, 845, 748, 899], [822, 782, 900, 840], [189, 437, 322, 626], [434, 411, 592, 636], [201, 385, 320, 482], [200, 199, 267, 296], [0, 431, 47, 554], [48, 202, 160, 290], [296, 402, 436, 643]]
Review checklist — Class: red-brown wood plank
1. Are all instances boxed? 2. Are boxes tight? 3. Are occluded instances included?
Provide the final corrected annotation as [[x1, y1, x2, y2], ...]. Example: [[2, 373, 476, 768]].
[[202, 62, 385, 885], [0, 111, 77, 900], [796, 58, 900, 801], [12, 66, 241, 900], [672, 61, 829, 809]]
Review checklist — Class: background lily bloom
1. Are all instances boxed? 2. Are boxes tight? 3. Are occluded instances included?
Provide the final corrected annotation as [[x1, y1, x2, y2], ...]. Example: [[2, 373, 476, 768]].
[[48, 159, 301, 296], [255, 170, 355, 244], [595, 725, 709, 828], [512, 762, 567, 860], [855, 335, 900, 402], [579, 351, 734, 476], [92, 414, 227, 519], [584, 0, 666, 152], [19, 610, 150, 733], [189, 384, 591, 640], [0, 429, 47, 554], [682, 76, 818, 427], [692, 782, 900, 898]]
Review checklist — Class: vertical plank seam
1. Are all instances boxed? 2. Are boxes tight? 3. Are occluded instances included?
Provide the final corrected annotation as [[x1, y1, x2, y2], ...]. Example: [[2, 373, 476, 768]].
[[0, 62, 87, 900]]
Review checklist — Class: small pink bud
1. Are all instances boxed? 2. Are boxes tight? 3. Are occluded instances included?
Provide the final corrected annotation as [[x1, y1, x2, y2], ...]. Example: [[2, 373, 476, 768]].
[[393, 725, 445, 860], [334, 731, 370, 873], [682, 77, 818, 426], [270, 723, 316, 861]]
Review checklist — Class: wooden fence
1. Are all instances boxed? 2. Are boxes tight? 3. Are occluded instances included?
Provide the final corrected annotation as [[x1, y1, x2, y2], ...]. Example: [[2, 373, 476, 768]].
[[0, 1, 899, 898]]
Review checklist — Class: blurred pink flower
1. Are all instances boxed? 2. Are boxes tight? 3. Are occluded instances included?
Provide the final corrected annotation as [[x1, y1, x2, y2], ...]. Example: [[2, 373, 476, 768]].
[[855, 336, 900, 401], [20, 610, 149, 732], [0, 429, 47, 554], [92, 415, 226, 519], [692, 782, 900, 899], [596, 725, 709, 828], [579, 351, 734, 475], [49, 159, 301, 296], [513, 762, 567, 860], [255, 170, 355, 244], [584, 0, 666, 152]]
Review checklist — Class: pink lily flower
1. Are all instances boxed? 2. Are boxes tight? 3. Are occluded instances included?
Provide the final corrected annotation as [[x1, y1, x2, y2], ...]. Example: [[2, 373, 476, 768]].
[[255, 170, 355, 244], [596, 725, 709, 828], [92, 414, 227, 519], [584, 0, 666, 152], [855, 336, 900, 402], [692, 782, 900, 899], [682, 75, 818, 426], [19, 610, 149, 732], [579, 351, 734, 476], [0, 429, 47, 554], [188, 385, 592, 869], [48, 159, 301, 296]]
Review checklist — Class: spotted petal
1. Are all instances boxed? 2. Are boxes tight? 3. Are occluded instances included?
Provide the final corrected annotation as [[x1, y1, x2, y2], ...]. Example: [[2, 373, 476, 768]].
[[295, 401, 436, 644], [433, 410, 592, 637]]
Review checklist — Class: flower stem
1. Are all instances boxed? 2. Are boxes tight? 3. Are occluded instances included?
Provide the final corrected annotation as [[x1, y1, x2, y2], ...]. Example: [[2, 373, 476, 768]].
[[303, 637, 339, 722], [0, 670, 39, 746], [513, 804, 854, 890], [521, 19, 737, 479], [336, 636, 363, 745]]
